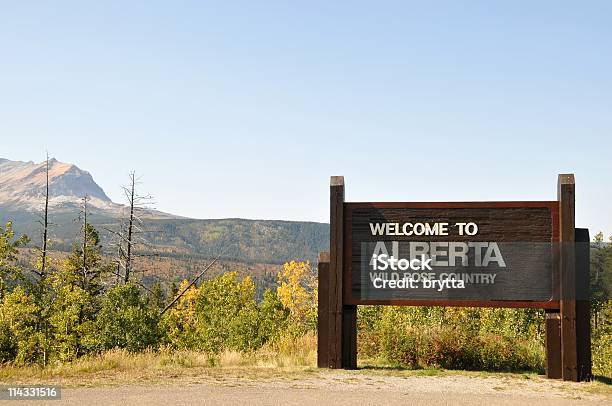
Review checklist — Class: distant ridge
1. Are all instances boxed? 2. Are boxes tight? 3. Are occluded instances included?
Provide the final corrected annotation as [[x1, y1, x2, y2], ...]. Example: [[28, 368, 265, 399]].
[[0, 157, 329, 265]]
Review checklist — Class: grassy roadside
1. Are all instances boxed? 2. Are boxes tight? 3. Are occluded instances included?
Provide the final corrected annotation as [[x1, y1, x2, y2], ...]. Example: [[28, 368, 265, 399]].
[[0, 344, 609, 399], [0, 335, 319, 386]]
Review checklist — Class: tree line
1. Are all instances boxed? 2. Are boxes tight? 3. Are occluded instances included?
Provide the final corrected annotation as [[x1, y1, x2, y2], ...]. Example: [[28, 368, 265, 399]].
[[0, 211, 318, 364], [0, 156, 318, 365]]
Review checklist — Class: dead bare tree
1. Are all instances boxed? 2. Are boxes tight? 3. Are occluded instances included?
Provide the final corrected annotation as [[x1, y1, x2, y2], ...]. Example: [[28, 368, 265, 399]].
[[32, 153, 52, 367], [111, 171, 155, 284], [79, 195, 89, 290], [114, 222, 125, 284], [32, 153, 51, 281], [124, 172, 136, 281], [41, 154, 50, 276]]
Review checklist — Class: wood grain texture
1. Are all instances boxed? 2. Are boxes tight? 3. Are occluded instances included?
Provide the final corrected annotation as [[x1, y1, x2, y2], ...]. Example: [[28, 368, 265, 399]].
[[317, 253, 330, 368], [329, 177, 344, 368], [558, 174, 578, 381], [345, 203, 558, 307], [341, 305, 357, 369], [546, 310, 562, 378], [351, 299, 560, 308], [575, 228, 592, 381]]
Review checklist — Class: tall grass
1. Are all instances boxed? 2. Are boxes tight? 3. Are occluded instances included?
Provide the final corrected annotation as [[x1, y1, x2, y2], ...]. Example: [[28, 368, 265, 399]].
[[0, 333, 318, 382], [358, 325, 545, 372]]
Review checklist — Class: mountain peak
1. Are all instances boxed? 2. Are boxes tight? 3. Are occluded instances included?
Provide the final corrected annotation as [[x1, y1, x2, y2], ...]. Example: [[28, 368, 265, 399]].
[[0, 158, 111, 211]]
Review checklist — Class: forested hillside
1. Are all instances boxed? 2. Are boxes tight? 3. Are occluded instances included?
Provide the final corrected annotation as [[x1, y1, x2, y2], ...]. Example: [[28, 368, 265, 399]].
[[0, 158, 329, 266], [0, 206, 329, 265]]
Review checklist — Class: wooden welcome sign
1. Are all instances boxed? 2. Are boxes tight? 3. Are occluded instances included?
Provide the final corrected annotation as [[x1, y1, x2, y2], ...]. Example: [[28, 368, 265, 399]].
[[317, 174, 592, 382]]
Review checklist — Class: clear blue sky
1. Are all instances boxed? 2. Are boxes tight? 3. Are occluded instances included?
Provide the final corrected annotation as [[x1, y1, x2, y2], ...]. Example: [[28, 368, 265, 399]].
[[1, 1, 610, 234]]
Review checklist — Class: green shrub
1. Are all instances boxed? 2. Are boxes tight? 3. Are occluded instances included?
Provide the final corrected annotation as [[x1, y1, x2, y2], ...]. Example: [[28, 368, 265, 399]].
[[0, 286, 44, 364], [94, 284, 160, 352], [257, 289, 289, 344], [193, 273, 259, 352], [593, 331, 612, 378], [358, 306, 545, 372], [592, 300, 612, 378], [192, 272, 291, 353], [0, 311, 17, 362], [421, 327, 480, 370]]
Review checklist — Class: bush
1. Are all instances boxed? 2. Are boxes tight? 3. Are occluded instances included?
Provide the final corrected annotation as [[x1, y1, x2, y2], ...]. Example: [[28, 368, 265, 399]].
[[161, 281, 200, 349], [0, 312, 17, 362], [421, 327, 480, 370], [257, 289, 289, 344], [593, 331, 612, 378], [277, 261, 317, 335], [162, 273, 291, 354], [193, 273, 260, 352], [592, 300, 612, 378], [358, 306, 545, 372], [94, 284, 160, 352], [49, 285, 98, 361], [0, 286, 43, 364]]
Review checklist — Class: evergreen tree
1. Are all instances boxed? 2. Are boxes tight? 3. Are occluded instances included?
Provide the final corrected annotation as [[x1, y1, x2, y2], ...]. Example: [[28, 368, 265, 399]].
[[50, 223, 109, 360]]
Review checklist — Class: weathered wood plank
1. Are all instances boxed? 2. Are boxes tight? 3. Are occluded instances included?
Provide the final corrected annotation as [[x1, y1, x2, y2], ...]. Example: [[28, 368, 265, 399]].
[[559, 174, 578, 382], [346, 204, 557, 305], [546, 310, 562, 379], [329, 176, 344, 368], [317, 252, 330, 368], [346, 299, 559, 308], [341, 305, 357, 369], [575, 228, 592, 381]]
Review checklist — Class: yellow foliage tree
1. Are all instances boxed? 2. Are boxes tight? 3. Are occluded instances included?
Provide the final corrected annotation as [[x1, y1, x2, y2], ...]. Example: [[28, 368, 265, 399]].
[[277, 261, 317, 334], [162, 280, 201, 348]]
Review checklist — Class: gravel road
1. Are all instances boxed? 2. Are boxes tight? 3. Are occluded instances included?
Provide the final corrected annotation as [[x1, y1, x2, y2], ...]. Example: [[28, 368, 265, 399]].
[[10, 370, 610, 406]]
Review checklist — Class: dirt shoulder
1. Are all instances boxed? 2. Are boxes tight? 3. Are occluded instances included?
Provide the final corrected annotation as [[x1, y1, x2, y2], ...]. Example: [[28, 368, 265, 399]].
[[4, 368, 611, 406]]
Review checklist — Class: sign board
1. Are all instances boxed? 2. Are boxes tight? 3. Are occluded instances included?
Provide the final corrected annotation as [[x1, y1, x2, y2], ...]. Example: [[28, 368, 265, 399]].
[[345, 202, 559, 307]]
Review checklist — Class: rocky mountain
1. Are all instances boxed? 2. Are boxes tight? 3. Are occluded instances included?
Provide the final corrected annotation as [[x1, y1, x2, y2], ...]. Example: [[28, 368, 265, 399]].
[[0, 158, 116, 212], [0, 158, 329, 265]]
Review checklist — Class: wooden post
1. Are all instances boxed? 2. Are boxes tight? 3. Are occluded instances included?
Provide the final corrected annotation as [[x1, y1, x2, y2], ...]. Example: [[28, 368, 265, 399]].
[[328, 176, 358, 369], [342, 304, 357, 369], [317, 252, 330, 368], [575, 228, 592, 381], [329, 176, 344, 368], [558, 174, 578, 381], [545, 309, 562, 378]]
